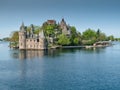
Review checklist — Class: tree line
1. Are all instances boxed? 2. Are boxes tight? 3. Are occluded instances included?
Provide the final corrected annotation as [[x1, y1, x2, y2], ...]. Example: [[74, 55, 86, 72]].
[[7, 24, 120, 47]]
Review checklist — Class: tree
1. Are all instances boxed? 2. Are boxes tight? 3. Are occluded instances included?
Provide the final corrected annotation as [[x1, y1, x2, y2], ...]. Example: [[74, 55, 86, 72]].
[[70, 26, 78, 45], [58, 34, 70, 45], [71, 26, 77, 35], [34, 26, 41, 35], [42, 23, 57, 37], [26, 25, 41, 35], [73, 37, 79, 45], [2, 37, 10, 41], [96, 29, 101, 41], [10, 31, 19, 42], [46, 25, 55, 37], [82, 29, 98, 45], [82, 29, 97, 40], [107, 35, 114, 41], [99, 33, 107, 41], [10, 31, 19, 47]]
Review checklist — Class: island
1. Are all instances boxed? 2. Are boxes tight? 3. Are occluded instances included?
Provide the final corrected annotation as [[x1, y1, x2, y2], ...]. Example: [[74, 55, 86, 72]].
[[9, 18, 116, 49]]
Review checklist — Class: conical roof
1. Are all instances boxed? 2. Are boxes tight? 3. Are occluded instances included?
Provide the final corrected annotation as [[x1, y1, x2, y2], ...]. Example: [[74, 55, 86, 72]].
[[39, 30, 45, 38], [20, 22, 25, 31]]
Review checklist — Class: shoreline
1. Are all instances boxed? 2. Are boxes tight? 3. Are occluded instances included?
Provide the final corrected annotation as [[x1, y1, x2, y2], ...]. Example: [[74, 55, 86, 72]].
[[49, 44, 112, 49], [9, 41, 113, 50], [9, 44, 112, 50]]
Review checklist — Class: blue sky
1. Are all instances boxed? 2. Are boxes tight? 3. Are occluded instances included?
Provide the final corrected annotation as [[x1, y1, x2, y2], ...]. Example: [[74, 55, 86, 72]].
[[0, 0, 120, 38]]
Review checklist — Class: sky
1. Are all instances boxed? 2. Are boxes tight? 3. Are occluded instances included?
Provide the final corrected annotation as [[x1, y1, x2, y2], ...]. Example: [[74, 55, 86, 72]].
[[0, 0, 120, 38]]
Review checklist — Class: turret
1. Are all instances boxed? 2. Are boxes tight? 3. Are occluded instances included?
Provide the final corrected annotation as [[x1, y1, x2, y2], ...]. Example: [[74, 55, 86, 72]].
[[39, 29, 45, 38], [30, 24, 34, 38], [27, 30, 30, 38], [61, 18, 66, 25], [20, 22, 25, 31], [19, 22, 26, 49], [38, 30, 47, 49]]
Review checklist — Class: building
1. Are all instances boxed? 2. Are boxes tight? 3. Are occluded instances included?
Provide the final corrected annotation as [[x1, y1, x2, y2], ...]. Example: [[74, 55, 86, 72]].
[[19, 19, 72, 50], [59, 18, 71, 36], [46, 19, 71, 36], [47, 20, 56, 25], [19, 22, 47, 50]]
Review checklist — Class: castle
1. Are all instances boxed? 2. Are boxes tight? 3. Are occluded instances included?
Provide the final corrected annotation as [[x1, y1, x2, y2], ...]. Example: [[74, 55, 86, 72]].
[[19, 23, 47, 50], [19, 18, 71, 50]]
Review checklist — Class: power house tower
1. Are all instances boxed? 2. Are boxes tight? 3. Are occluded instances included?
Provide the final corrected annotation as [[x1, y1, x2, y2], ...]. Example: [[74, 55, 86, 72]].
[[19, 22, 26, 49]]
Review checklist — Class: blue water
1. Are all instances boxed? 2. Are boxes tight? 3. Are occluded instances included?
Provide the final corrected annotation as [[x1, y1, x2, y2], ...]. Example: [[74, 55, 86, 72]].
[[0, 42, 120, 90]]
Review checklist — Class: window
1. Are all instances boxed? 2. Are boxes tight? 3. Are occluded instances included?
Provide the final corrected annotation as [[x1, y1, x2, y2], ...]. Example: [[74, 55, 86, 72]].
[[37, 39, 39, 42]]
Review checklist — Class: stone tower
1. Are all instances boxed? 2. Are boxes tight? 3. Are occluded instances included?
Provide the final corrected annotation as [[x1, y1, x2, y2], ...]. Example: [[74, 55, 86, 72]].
[[19, 22, 26, 49], [60, 18, 71, 35], [38, 30, 47, 49]]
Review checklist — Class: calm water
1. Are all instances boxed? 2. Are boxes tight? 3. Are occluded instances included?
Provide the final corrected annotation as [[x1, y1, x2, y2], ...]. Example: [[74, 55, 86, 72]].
[[0, 42, 120, 90]]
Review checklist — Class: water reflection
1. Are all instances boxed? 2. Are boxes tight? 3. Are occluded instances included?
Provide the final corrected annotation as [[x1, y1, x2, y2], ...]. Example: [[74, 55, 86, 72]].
[[10, 49, 61, 60], [19, 59, 27, 78], [10, 47, 106, 60], [19, 50, 46, 60]]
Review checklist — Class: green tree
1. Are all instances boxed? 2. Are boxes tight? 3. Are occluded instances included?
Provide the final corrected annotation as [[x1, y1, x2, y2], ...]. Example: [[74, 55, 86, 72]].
[[96, 29, 101, 41], [46, 25, 55, 37], [71, 26, 77, 36], [42, 23, 57, 37], [70, 26, 78, 45], [2, 37, 10, 41], [82, 29, 97, 40], [73, 37, 79, 45], [58, 34, 70, 45], [107, 35, 114, 41], [26, 26, 31, 32], [34, 26, 41, 34], [10, 31, 19, 47], [10, 31, 19, 42], [82, 29, 97, 45], [99, 33, 107, 41], [77, 32, 82, 45]]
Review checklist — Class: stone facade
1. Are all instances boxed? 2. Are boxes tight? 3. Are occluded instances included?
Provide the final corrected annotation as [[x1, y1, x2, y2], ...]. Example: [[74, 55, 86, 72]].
[[19, 22, 47, 50], [19, 19, 71, 50], [59, 18, 71, 36]]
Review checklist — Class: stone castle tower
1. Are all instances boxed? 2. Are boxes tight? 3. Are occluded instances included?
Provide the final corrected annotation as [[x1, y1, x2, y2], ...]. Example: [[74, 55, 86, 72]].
[[19, 22, 47, 50], [19, 22, 26, 49], [59, 18, 71, 36]]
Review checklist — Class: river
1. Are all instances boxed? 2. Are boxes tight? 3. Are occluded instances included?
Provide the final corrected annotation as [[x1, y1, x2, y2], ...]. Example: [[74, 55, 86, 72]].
[[0, 42, 120, 90]]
